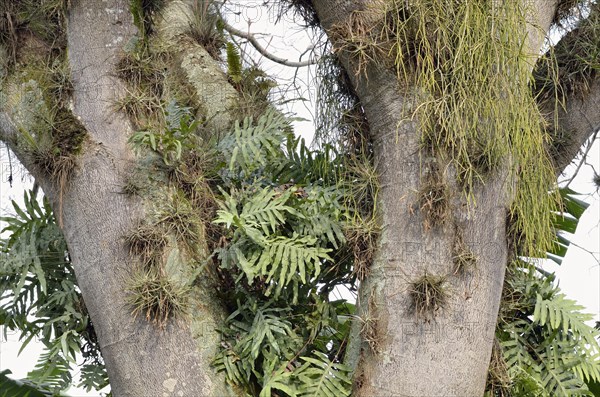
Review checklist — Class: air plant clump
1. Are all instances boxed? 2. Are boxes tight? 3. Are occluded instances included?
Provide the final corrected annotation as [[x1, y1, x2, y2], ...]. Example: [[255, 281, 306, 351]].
[[115, 49, 168, 127], [345, 219, 379, 281], [156, 191, 206, 255], [122, 171, 148, 196], [186, 0, 226, 60], [30, 106, 86, 225], [0, 0, 69, 68], [125, 223, 169, 268], [126, 267, 190, 329], [534, 1, 600, 102], [452, 232, 477, 275], [418, 165, 450, 229], [328, 6, 391, 77], [359, 292, 382, 354], [408, 272, 449, 321]]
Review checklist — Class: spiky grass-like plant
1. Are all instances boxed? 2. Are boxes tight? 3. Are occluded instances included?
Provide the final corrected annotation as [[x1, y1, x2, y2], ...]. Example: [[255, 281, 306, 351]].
[[127, 268, 189, 328], [408, 272, 449, 320], [186, 0, 225, 60], [345, 218, 379, 281], [417, 164, 450, 230], [452, 231, 477, 275], [125, 224, 168, 268], [157, 191, 205, 252]]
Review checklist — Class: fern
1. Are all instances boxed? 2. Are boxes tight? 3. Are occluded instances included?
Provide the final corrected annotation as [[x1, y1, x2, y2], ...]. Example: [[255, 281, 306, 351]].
[[212, 110, 356, 397], [259, 362, 298, 397], [217, 109, 290, 178], [0, 190, 107, 393], [296, 352, 352, 397], [226, 42, 243, 84], [534, 293, 596, 345], [497, 265, 600, 396], [215, 187, 300, 237], [128, 99, 198, 165]]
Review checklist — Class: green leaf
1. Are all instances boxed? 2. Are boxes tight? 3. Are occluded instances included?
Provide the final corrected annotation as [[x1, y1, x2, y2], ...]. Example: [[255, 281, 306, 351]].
[[0, 370, 54, 397], [296, 352, 352, 397]]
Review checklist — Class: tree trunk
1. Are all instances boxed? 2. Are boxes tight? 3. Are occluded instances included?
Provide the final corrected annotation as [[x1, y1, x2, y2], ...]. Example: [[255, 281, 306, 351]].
[[59, 1, 234, 395], [312, 0, 556, 395], [3, 0, 599, 396], [347, 51, 508, 397]]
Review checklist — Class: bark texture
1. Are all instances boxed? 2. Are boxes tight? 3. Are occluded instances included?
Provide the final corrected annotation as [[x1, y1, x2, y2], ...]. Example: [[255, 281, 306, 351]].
[[312, 0, 557, 395], [60, 1, 233, 396], [1, 0, 599, 396]]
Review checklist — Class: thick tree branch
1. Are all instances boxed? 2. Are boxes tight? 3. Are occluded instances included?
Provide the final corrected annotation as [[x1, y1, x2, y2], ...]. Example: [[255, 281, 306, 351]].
[[551, 77, 600, 174], [158, 0, 239, 132], [537, 2, 600, 174]]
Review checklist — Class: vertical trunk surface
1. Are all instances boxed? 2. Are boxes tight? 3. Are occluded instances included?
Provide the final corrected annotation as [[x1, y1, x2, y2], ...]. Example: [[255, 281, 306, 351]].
[[351, 60, 508, 397], [62, 1, 233, 395], [313, 0, 556, 395]]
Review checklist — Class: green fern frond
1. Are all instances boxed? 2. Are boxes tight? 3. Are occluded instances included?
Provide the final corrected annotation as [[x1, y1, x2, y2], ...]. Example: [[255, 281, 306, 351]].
[[243, 308, 294, 360], [498, 264, 600, 396], [296, 351, 352, 397], [218, 109, 290, 176], [227, 42, 243, 83], [536, 351, 590, 396], [26, 347, 73, 392], [240, 188, 301, 235], [259, 362, 298, 397], [261, 235, 332, 288], [534, 293, 597, 344]]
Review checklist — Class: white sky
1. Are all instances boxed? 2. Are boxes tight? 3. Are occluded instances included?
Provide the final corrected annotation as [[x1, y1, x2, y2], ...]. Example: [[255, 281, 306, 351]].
[[0, 2, 598, 396]]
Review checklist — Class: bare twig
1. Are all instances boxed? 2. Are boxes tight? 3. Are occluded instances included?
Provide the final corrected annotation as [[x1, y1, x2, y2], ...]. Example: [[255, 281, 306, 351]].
[[563, 129, 599, 188], [221, 20, 319, 68]]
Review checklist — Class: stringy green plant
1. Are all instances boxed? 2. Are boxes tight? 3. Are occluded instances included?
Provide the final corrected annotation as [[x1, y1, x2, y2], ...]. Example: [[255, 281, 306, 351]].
[[331, 0, 560, 257], [389, 0, 558, 257]]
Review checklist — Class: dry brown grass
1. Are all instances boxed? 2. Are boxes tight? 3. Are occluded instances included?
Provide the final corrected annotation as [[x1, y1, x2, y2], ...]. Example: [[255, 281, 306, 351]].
[[408, 272, 449, 321], [417, 164, 450, 230], [452, 231, 477, 275]]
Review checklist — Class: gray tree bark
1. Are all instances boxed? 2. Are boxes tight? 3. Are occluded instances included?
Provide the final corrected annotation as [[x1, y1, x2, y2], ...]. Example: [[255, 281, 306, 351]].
[[1, 0, 599, 396], [311, 0, 561, 395]]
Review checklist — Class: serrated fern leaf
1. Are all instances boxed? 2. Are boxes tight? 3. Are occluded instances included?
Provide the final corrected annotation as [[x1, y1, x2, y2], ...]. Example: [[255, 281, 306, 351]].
[[240, 188, 300, 235], [534, 293, 597, 345], [259, 235, 332, 290], [537, 352, 590, 396], [218, 109, 289, 175], [296, 352, 352, 397], [226, 42, 243, 83], [242, 309, 294, 360]]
